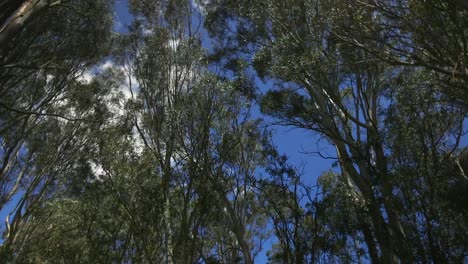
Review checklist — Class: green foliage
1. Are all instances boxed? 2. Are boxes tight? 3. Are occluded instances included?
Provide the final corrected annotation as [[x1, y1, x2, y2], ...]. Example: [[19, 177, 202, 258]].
[[205, 0, 468, 262], [1, 0, 467, 263]]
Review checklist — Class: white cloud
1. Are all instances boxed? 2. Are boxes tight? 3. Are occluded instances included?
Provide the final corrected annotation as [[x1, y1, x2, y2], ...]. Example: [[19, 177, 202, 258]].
[[77, 71, 94, 84], [191, 0, 211, 15], [132, 124, 145, 155], [77, 60, 113, 84], [100, 60, 114, 71], [90, 161, 104, 180], [142, 27, 153, 36]]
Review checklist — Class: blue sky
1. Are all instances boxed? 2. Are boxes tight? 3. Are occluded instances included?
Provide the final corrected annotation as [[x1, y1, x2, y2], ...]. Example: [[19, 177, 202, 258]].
[[0, 2, 332, 260], [3, 1, 464, 262], [113, 0, 334, 183], [113, 1, 334, 262], [112, 3, 468, 263]]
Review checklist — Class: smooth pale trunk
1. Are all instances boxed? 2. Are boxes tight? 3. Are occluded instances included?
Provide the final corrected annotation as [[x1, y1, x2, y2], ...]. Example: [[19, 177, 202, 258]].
[[164, 194, 174, 264], [0, 0, 55, 47]]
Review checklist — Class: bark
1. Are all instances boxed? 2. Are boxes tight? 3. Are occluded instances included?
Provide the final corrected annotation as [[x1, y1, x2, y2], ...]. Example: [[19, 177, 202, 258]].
[[334, 138, 399, 263], [0, 0, 50, 47], [164, 193, 174, 264], [0, 1, 24, 25], [219, 194, 254, 264], [361, 221, 380, 264], [0, 138, 25, 183]]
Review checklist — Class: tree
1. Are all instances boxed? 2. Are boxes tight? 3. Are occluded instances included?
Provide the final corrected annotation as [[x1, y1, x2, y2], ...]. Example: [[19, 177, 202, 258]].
[[319, 0, 468, 106], [0, 0, 53, 47], [0, 0, 113, 257], [2, 0, 466, 262], [3, 1, 276, 262], [204, 0, 467, 262]]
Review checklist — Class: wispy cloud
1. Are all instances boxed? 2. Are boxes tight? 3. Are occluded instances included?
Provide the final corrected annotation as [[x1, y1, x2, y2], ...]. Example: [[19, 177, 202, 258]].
[[191, 0, 211, 15]]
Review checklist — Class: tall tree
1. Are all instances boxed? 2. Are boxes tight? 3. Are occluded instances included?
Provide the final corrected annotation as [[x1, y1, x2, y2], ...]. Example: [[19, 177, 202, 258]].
[[2, 0, 466, 262], [204, 0, 467, 262], [0, 0, 114, 256], [320, 0, 468, 106], [3, 1, 276, 263]]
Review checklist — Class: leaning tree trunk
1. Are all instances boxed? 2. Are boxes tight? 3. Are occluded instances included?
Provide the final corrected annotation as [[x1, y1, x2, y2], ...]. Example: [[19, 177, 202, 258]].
[[0, 1, 24, 25], [0, 0, 59, 47]]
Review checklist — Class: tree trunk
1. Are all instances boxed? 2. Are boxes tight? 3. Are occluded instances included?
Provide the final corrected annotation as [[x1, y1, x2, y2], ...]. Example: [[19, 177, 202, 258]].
[[0, 0, 50, 47], [164, 193, 174, 264], [0, 1, 24, 25]]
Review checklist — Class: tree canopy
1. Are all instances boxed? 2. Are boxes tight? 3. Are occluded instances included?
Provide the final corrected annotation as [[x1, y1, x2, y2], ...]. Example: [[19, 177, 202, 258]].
[[0, 0, 466, 263]]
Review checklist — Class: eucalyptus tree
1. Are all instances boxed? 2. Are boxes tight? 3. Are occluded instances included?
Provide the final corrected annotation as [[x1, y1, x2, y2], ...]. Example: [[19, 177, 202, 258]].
[[3, 0, 275, 262], [381, 68, 467, 262], [321, 0, 468, 106], [119, 0, 278, 262], [0, 0, 113, 257], [204, 0, 467, 262], [0, 68, 125, 262], [119, 1, 213, 262], [0, 0, 58, 47], [6, 49, 273, 264], [258, 154, 316, 264], [3, 0, 464, 263]]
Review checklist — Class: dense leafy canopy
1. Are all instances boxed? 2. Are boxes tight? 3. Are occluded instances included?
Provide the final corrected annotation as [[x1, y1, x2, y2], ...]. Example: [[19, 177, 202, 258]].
[[0, 0, 466, 263]]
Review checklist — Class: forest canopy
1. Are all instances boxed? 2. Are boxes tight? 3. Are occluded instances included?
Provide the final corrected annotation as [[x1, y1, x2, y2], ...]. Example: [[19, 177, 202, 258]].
[[0, 0, 467, 263]]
